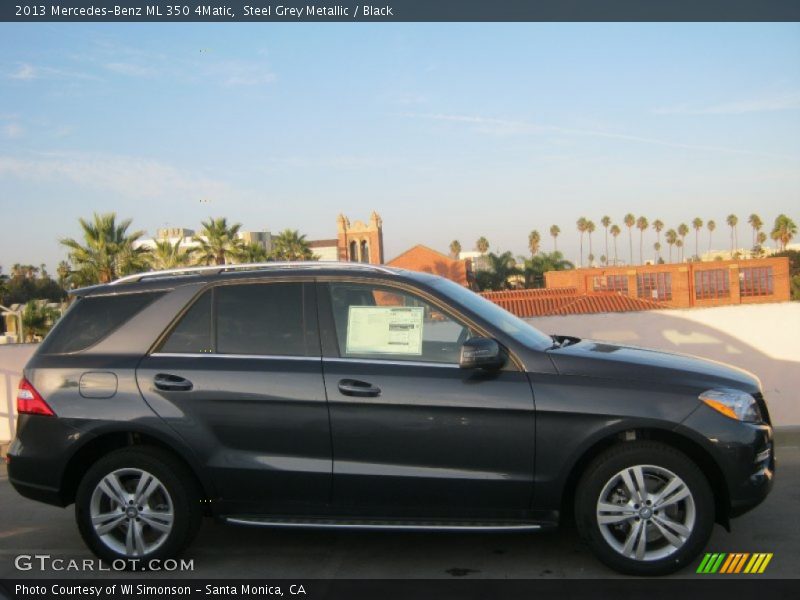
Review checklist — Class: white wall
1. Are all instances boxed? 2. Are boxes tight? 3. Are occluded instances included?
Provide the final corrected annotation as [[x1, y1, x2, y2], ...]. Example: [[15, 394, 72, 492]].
[[0, 303, 797, 441]]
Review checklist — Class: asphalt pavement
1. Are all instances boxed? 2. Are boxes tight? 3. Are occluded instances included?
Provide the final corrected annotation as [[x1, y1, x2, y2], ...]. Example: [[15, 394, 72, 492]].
[[0, 436, 797, 580]]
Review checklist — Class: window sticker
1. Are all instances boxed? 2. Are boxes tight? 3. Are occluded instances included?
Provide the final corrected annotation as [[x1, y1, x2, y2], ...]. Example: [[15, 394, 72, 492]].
[[346, 306, 424, 355]]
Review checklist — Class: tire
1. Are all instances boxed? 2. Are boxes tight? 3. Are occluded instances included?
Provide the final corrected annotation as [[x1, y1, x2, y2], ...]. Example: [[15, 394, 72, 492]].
[[75, 446, 202, 569], [575, 441, 714, 576]]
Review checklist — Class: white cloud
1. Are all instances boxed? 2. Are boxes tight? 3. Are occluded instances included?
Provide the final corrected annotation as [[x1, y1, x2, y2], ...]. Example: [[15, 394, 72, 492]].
[[654, 91, 800, 115], [220, 62, 276, 86], [0, 152, 241, 200], [3, 123, 23, 139], [9, 63, 36, 80]]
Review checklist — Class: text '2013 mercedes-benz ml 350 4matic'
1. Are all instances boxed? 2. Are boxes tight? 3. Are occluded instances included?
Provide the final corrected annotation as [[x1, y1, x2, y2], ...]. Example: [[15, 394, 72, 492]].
[[7, 262, 774, 575]]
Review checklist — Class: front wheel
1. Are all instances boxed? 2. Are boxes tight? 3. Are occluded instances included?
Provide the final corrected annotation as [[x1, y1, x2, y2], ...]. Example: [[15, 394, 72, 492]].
[[75, 446, 202, 568], [575, 441, 715, 576]]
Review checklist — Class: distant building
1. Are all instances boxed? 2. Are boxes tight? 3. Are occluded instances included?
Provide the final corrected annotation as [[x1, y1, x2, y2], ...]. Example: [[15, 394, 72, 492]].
[[545, 257, 790, 308], [135, 227, 274, 253], [387, 244, 474, 288], [334, 212, 384, 263]]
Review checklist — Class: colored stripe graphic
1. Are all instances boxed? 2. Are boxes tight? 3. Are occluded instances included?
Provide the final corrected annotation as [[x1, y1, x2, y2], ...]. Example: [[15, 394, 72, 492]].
[[698, 552, 772, 574]]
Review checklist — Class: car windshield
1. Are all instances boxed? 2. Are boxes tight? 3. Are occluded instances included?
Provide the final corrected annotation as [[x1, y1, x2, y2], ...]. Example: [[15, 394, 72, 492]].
[[429, 277, 554, 350]]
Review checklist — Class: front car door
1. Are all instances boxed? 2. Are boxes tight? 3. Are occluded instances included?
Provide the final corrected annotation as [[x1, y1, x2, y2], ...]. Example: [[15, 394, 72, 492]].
[[318, 277, 536, 519], [136, 278, 331, 516]]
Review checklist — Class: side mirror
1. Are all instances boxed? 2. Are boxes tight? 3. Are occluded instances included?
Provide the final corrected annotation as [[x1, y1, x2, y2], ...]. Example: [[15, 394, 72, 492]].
[[459, 337, 506, 370]]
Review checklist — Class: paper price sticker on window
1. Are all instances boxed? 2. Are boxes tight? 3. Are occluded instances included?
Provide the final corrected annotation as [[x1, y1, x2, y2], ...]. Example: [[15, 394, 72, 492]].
[[346, 306, 424, 355]]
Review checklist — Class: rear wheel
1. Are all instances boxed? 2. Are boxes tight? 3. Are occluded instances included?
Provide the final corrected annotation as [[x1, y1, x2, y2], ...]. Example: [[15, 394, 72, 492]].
[[75, 446, 202, 568], [575, 441, 715, 576]]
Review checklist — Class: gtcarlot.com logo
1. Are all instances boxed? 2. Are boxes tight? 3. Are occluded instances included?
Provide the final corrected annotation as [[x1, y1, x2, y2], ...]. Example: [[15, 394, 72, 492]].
[[696, 552, 773, 574]]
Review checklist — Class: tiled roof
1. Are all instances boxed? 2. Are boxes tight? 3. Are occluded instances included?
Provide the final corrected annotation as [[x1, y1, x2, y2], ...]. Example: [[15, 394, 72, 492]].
[[388, 245, 469, 286], [480, 288, 665, 317]]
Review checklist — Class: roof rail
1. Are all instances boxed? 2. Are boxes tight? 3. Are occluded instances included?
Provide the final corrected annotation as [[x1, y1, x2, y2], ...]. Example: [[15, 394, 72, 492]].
[[108, 261, 399, 285]]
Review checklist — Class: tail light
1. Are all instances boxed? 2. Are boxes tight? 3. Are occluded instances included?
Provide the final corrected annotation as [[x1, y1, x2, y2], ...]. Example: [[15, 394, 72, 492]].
[[17, 378, 55, 416]]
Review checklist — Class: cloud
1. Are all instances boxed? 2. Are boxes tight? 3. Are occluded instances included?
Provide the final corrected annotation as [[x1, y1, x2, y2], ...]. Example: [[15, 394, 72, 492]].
[[9, 63, 36, 80], [654, 91, 800, 115], [3, 123, 23, 139], [401, 112, 800, 161], [104, 62, 154, 77], [0, 152, 241, 200], [219, 62, 276, 86]]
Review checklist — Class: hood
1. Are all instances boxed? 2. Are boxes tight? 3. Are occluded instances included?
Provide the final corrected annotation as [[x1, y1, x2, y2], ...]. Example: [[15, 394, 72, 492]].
[[547, 338, 760, 394]]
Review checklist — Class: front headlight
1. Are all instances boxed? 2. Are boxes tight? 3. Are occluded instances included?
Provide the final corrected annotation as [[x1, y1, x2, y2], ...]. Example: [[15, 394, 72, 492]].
[[699, 389, 762, 423]]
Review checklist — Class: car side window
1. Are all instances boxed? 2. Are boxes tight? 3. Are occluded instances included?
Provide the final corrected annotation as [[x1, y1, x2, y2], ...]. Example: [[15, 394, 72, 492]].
[[215, 282, 310, 356], [328, 282, 472, 364], [160, 290, 213, 354]]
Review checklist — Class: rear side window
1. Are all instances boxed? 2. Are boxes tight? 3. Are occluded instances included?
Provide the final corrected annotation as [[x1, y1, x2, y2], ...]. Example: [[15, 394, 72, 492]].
[[160, 290, 212, 354], [40, 292, 164, 354], [216, 283, 309, 356]]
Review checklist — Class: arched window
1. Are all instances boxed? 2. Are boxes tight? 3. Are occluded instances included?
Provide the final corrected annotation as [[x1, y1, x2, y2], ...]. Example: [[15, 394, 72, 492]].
[[349, 241, 358, 262], [360, 240, 369, 263]]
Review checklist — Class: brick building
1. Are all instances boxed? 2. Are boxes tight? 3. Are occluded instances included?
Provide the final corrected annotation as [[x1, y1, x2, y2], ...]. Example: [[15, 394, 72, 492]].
[[387, 245, 473, 287], [544, 257, 790, 308]]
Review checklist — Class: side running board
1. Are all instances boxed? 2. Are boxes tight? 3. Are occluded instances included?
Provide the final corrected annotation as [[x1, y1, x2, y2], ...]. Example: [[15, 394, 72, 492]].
[[223, 516, 547, 532]]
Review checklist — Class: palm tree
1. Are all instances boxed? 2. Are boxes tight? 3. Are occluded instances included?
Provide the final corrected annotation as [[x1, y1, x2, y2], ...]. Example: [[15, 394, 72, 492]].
[[652, 219, 664, 261], [771, 214, 797, 251], [549, 225, 560, 252], [519, 251, 574, 289], [193, 217, 243, 265], [449, 240, 462, 259], [586, 220, 596, 265], [576, 217, 588, 267], [707, 219, 716, 253], [623, 213, 635, 265], [677, 223, 689, 262], [692, 217, 703, 260], [609, 224, 621, 265], [475, 251, 521, 291], [60, 212, 149, 284], [528, 230, 541, 256], [271, 229, 316, 261], [152, 239, 194, 270], [635, 216, 648, 264], [238, 242, 270, 263], [665, 229, 677, 263], [654, 242, 662, 263], [476, 237, 490, 254], [675, 239, 684, 261], [601, 216, 611, 264], [748, 214, 763, 248], [754, 231, 768, 257], [726, 214, 739, 253], [56, 260, 71, 289]]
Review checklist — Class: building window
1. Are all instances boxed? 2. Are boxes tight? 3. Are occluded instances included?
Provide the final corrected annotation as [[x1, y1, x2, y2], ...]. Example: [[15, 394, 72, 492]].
[[349, 240, 358, 262], [637, 272, 672, 301], [694, 269, 730, 300], [360, 240, 369, 263], [740, 267, 773, 297], [593, 274, 628, 293]]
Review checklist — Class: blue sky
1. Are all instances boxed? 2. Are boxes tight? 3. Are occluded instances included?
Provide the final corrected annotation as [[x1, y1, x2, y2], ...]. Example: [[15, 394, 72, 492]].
[[1, 23, 799, 271]]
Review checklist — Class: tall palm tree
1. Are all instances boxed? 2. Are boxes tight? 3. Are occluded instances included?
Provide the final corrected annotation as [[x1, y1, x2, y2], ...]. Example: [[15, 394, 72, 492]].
[[56, 260, 71, 289], [475, 251, 521, 291], [449, 240, 462, 259], [748, 213, 763, 248], [771, 214, 797, 251], [652, 219, 664, 261], [707, 220, 716, 253], [692, 217, 703, 260], [623, 213, 635, 265], [271, 229, 316, 261], [665, 229, 677, 263], [576, 217, 588, 267], [635, 216, 648, 264], [675, 239, 684, 261], [193, 217, 243, 265], [528, 230, 541, 256], [152, 239, 194, 270], [677, 223, 689, 262], [238, 242, 270, 263], [519, 251, 574, 288], [609, 224, 621, 265], [601, 216, 611, 264], [549, 225, 560, 252], [726, 214, 739, 253], [653, 242, 661, 263], [60, 212, 149, 284], [586, 220, 596, 265], [476, 237, 490, 254]]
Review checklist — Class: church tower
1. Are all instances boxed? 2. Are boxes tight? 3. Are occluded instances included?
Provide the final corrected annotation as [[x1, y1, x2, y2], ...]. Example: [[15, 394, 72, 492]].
[[337, 212, 384, 264]]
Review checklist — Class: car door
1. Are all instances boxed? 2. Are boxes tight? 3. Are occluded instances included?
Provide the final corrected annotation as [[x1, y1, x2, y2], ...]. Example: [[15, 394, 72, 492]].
[[318, 279, 536, 519], [136, 279, 331, 516]]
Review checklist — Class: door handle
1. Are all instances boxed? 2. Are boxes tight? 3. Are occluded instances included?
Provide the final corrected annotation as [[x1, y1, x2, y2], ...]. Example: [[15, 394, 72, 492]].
[[338, 379, 381, 398], [154, 373, 193, 392]]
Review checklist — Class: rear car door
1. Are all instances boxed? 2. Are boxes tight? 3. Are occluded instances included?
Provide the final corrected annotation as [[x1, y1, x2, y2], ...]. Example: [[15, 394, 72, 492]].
[[136, 279, 331, 516], [318, 279, 536, 519]]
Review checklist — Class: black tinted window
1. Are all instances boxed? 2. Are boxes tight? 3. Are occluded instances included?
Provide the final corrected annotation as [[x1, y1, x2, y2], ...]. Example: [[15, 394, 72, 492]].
[[41, 292, 163, 354], [160, 291, 212, 354], [216, 283, 309, 356]]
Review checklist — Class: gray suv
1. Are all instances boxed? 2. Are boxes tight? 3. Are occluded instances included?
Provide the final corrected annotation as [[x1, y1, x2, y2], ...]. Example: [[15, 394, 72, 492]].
[[7, 262, 774, 575]]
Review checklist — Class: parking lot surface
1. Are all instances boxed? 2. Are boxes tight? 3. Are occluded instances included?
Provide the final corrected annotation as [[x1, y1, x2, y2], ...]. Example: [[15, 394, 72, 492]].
[[1, 438, 797, 580]]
